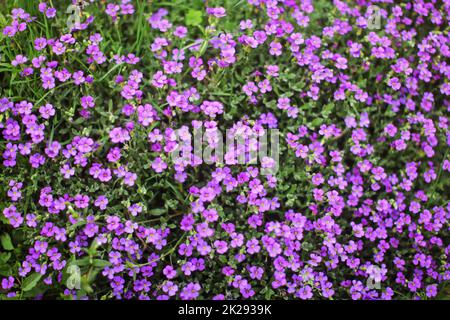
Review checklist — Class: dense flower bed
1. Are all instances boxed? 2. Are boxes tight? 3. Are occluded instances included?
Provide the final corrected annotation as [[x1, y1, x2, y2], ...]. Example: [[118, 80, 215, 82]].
[[0, 0, 449, 300]]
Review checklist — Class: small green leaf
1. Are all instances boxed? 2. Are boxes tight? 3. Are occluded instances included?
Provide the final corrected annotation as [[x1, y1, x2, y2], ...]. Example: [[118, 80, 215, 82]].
[[74, 257, 91, 266], [185, 9, 203, 26], [0, 233, 14, 251], [309, 118, 324, 128], [22, 273, 42, 292], [0, 252, 11, 263], [149, 208, 166, 216], [81, 275, 94, 294], [302, 242, 314, 251], [321, 103, 335, 117], [92, 259, 112, 268]]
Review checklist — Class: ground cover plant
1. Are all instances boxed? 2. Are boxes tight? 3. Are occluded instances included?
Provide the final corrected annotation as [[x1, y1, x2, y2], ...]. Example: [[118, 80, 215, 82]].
[[0, 0, 449, 300]]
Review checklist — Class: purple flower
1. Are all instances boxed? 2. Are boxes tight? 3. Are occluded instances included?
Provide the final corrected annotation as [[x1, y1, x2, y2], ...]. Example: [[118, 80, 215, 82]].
[[151, 157, 167, 173], [180, 283, 201, 300], [206, 7, 226, 18]]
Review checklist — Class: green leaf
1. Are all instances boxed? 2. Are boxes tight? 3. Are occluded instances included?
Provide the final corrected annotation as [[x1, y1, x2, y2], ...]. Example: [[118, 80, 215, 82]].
[[302, 242, 314, 251], [0, 264, 12, 276], [92, 259, 112, 268], [22, 273, 42, 292], [321, 102, 335, 117], [289, 80, 305, 91], [185, 9, 203, 26], [81, 275, 94, 294], [149, 208, 166, 216], [0, 252, 11, 263], [0, 233, 14, 251], [74, 257, 91, 266], [309, 118, 324, 128]]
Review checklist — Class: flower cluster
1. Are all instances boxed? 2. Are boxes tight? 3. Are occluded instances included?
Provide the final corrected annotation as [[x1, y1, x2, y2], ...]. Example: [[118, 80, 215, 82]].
[[0, 0, 449, 300]]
